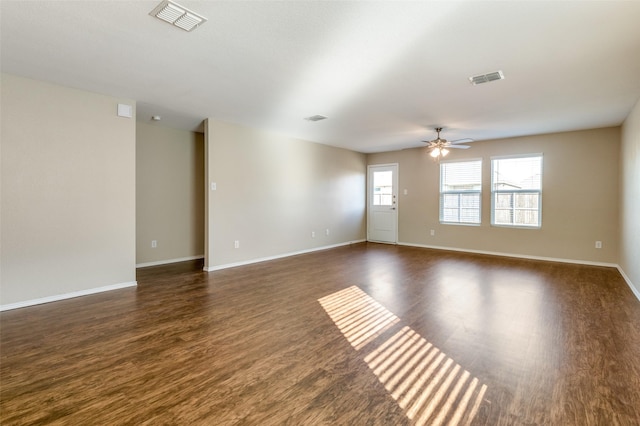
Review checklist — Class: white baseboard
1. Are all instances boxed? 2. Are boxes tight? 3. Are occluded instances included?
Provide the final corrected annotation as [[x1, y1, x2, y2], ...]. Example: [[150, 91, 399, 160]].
[[397, 241, 619, 267], [617, 266, 640, 302], [398, 241, 640, 302], [136, 255, 204, 268], [0, 281, 138, 312], [4, 244, 634, 311], [204, 240, 366, 272]]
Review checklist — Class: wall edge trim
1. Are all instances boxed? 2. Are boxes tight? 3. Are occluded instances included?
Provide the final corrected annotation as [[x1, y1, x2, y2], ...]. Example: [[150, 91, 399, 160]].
[[617, 265, 640, 302], [136, 255, 204, 269], [0, 281, 138, 312], [397, 241, 618, 268], [204, 240, 367, 272]]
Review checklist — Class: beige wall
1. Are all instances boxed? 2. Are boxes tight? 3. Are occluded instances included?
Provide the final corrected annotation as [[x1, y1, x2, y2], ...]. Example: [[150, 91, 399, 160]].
[[1, 74, 136, 306], [620, 99, 640, 295], [136, 122, 204, 265], [368, 127, 620, 264], [205, 119, 366, 269], [1, 73, 631, 305]]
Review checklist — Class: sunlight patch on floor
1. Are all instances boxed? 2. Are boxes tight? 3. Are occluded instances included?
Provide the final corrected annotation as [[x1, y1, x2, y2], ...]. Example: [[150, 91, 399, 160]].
[[319, 286, 487, 426], [318, 286, 400, 350]]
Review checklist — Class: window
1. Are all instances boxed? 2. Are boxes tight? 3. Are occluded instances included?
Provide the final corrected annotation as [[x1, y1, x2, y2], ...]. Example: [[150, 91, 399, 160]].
[[440, 160, 481, 224], [491, 155, 542, 227], [372, 170, 393, 206]]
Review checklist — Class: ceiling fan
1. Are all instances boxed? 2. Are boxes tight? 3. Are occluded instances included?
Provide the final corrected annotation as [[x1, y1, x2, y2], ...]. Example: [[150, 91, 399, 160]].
[[423, 128, 474, 159]]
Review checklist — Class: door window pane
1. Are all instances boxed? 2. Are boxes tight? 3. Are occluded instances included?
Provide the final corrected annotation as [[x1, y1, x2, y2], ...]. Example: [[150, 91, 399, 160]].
[[373, 171, 393, 206]]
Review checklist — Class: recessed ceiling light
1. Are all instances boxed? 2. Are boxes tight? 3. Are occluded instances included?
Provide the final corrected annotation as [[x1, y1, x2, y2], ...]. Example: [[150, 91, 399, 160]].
[[304, 115, 328, 122], [150, 0, 207, 32], [469, 70, 505, 85]]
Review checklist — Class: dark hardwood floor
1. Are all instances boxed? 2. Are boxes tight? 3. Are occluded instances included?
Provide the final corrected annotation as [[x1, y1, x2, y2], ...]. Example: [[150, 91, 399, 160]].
[[2, 243, 639, 425]]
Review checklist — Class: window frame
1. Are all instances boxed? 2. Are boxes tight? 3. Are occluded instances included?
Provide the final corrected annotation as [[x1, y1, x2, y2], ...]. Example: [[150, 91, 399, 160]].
[[439, 158, 482, 226], [490, 154, 543, 229]]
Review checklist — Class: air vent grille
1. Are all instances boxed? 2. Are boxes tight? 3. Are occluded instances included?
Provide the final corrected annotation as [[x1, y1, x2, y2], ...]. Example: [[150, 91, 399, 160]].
[[156, 3, 183, 23], [469, 70, 505, 85], [150, 0, 207, 32], [174, 12, 202, 31]]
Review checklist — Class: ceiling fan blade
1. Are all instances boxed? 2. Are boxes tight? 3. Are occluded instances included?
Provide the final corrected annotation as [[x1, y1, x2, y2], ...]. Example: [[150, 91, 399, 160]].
[[447, 144, 470, 149], [450, 138, 475, 144]]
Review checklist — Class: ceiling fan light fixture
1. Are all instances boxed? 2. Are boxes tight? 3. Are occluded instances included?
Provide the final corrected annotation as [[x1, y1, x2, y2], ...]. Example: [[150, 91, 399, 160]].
[[424, 127, 473, 160], [430, 147, 449, 159]]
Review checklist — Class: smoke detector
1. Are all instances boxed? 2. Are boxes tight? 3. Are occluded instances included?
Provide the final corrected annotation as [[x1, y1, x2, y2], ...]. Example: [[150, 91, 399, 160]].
[[469, 70, 505, 85], [150, 0, 207, 32]]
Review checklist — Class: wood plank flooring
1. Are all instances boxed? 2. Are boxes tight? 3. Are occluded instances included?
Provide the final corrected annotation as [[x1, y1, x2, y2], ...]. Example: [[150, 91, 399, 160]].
[[1, 243, 639, 425]]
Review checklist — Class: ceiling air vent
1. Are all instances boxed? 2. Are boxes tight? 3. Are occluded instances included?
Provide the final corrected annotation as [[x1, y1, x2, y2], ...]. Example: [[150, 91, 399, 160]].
[[469, 70, 505, 85], [150, 0, 207, 32], [304, 115, 328, 122]]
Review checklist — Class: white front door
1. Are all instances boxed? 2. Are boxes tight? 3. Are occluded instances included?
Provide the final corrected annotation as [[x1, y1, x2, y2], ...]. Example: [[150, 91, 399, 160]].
[[367, 164, 398, 244]]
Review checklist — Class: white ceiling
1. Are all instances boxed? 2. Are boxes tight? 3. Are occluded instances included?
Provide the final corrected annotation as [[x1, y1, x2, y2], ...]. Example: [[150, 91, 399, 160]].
[[2, 1, 640, 153]]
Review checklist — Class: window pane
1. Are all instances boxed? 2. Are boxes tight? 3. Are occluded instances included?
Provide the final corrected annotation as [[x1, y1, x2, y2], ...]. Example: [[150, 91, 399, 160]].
[[491, 155, 542, 227], [460, 193, 479, 208], [495, 193, 512, 208], [515, 193, 538, 208], [443, 194, 459, 208], [443, 209, 459, 222], [373, 171, 393, 206], [440, 160, 481, 224], [514, 210, 539, 226], [460, 208, 480, 223], [459, 194, 480, 223], [492, 156, 542, 191], [374, 170, 392, 187], [380, 194, 392, 205], [494, 209, 512, 224], [441, 161, 482, 191]]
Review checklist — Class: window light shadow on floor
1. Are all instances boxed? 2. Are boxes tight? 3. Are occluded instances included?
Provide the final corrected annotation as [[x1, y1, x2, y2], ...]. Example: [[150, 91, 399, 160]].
[[319, 286, 487, 426], [318, 285, 400, 350]]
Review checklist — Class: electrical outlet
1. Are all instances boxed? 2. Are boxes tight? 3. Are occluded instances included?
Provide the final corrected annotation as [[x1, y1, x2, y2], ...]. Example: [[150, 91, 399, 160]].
[[151, 240, 157, 248], [430, 229, 435, 236], [234, 240, 240, 249], [595, 241, 602, 249], [325, 228, 330, 236], [311, 231, 316, 238]]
